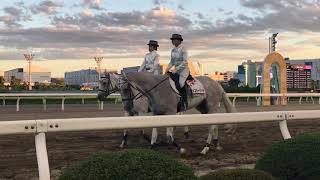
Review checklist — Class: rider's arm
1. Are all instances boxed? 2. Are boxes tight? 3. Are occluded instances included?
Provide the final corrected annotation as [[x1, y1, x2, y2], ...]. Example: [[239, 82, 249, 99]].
[[175, 47, 188, 74], [138, 56, 147, 72], [165, 50, 174, 72]]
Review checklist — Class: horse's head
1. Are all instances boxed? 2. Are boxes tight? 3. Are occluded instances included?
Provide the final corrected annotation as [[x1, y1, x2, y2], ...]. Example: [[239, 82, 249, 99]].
[[97, 72, 120, 101]]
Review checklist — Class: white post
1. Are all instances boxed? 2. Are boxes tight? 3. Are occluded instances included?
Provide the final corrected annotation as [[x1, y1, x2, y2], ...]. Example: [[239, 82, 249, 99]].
[[311, 97, 314, 104], [16, 97, 20, 112], [35, 132, 50, 180], [100, 101, 104, 110], [2, 97, 5, 106], [61, 98, 65, 111], [299, 96, 302, 104], [246, 97, 250, 102], [232, 97, 237, 107], [279, 120, 291, 139], [82, 98, 85, 105], [42, 98, 47, 111]]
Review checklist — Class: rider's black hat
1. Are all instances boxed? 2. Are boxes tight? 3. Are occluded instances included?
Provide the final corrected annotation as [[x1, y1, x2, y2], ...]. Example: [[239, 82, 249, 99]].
[[170, 34, 183, 41], [147, 40, 159, 47]]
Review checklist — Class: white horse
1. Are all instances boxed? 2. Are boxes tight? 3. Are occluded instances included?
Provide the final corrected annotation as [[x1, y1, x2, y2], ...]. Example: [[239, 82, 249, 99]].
[[97, 72, 236, 154]]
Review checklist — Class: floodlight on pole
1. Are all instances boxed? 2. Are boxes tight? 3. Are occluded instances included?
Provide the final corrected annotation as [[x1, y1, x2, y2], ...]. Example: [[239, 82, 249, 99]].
[[24, 53, 35, 91]]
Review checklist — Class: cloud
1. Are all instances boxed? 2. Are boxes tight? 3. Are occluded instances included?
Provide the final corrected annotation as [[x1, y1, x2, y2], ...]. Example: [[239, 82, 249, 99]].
[[52, 7, 191, 30], [0, 5, 31, 28], [31, 0, 63, 15], [82, 0, 104, 10]]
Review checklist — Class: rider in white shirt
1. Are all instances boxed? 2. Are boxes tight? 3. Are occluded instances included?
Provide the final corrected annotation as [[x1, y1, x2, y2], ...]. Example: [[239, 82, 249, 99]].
[[138, 40, 161, 75]]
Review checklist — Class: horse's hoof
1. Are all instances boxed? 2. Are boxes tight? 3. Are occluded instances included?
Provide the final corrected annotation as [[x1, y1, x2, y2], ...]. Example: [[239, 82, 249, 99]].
[[200, 147, 210, 155], [119, 142, 127, 148], [179, 148, 186, 154]]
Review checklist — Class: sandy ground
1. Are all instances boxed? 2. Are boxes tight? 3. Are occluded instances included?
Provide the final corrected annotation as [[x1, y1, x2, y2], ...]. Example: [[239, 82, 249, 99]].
[[0, 101, 319, 179]]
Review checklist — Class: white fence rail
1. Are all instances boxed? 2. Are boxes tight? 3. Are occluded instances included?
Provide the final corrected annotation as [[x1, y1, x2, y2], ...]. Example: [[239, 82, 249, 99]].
[[0, 93, 121, 111], [0, 110, 319, 179], [0, 93, 320, 112]]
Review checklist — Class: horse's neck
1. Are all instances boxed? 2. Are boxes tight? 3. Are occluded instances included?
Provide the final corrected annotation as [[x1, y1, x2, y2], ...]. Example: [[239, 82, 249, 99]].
[[129, 74, 171, 98]]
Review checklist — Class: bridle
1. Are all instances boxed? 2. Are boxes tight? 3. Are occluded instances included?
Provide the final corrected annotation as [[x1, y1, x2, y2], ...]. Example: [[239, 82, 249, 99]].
[[98, 74, 117, 95]]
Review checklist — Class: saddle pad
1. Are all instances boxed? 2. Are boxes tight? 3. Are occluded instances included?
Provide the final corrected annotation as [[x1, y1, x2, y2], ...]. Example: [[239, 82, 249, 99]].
[[169, 78, 206, 95], [186, 79, 206, 94]]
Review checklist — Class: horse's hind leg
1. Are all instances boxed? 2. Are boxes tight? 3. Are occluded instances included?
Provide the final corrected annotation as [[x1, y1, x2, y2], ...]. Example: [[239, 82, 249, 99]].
[[120, 129, 128, 148], [184, 126, 190, 139]]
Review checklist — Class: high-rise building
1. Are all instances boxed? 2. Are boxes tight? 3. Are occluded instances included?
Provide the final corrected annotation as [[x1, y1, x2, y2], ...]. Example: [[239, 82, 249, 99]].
[[237, 60, 262, 87]]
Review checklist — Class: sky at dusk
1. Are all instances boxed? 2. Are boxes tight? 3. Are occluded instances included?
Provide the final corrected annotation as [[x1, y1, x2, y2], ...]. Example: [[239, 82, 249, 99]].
[[1, 0, 320, 77]]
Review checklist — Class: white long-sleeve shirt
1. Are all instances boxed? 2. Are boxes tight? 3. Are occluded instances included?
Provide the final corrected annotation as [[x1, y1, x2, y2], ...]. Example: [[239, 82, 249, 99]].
[[138, 50, 160, 75]]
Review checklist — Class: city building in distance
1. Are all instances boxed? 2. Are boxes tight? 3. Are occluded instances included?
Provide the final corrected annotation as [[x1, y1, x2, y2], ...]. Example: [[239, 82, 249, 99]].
[[4, 65, 51, 85]]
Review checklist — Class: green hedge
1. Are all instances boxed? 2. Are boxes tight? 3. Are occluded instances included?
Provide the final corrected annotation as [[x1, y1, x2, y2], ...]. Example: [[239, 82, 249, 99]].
[[199, 169, 274, 180], [255, 133, 320, 180], [59, 149, 197, 180]]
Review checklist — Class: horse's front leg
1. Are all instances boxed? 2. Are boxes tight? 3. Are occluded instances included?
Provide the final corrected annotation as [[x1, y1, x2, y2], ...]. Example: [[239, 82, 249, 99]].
[[178, 112, 190, 139], [150, 128, 158, 149], [120, 112, 131, 148], [166, 127, 186, 154]]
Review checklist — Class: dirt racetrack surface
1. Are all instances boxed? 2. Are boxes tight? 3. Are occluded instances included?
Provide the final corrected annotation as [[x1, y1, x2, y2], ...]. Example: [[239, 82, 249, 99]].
[[0, 102, 320, 179]]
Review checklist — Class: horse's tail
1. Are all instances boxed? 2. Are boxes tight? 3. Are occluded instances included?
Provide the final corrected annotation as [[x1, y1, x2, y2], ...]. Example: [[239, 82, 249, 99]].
[[221, 91, 237, 113]]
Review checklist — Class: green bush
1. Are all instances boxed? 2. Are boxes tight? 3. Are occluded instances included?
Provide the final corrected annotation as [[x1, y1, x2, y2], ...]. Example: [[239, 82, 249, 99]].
[[255, 133, 320, 180], [199, 169, 274, 180], [59, 149, 197, 180]]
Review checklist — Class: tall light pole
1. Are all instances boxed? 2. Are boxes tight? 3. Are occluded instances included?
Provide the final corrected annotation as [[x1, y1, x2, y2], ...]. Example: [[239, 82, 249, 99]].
[[94, 56, 103, 80], [24, 53, 35, 91]]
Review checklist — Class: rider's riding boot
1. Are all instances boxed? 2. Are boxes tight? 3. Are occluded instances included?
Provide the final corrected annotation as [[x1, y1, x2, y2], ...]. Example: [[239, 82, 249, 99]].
[[180, 86, 188, 111]]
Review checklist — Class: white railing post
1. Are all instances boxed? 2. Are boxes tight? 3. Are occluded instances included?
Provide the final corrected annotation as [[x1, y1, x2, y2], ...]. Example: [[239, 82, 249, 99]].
[[232, 97, 237, 107], [61, 97, 65, 111], [16, 97, 20, 112], [42, 98, 47, 111], [82, 98, 85, 105], [2, 97, 5, 106], [100, 101, 104, 110], [299, 96, 302, 104], [35, 132, 50, 180], [279, 118, 291, 139]]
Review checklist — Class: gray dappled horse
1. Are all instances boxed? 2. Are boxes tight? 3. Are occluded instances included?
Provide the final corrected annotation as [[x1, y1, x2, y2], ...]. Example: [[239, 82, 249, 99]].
[[97, 72, 236, 155]]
